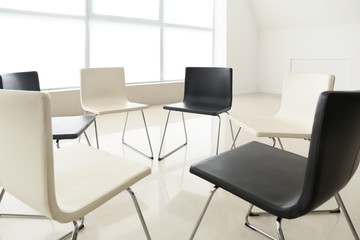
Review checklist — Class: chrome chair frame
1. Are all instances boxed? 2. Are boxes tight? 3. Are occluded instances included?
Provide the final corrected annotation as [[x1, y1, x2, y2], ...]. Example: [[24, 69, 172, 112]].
[[91, 109, 154, 159], [158, 111, 227, 160], [243, 193, 357, 240], [122, 110, 154, 159], [158, 111, 188, 161]]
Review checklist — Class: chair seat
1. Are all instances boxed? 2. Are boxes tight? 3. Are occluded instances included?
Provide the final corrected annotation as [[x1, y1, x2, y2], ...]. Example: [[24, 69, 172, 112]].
[[190, 141, 307, 219], [52, 115, 95, 140], [229, 114, 312, 138], [53, 143, 151, 223], [83, 99, 148, 115], [164, 102, 231, 116]]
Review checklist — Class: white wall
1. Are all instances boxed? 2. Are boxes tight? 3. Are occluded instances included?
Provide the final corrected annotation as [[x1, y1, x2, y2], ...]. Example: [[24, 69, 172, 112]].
[[249, 0, 360, 93], [258, 24, 360, 93], [226, 0, 258, 94]]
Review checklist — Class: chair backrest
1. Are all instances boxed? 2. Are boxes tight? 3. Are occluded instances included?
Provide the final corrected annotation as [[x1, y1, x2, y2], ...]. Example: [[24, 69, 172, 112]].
[[276, 72, 335, 129], [0, 90, 58, 219], [0, 71, 40, 91], [183, 67, 233, 108], [80, 67, 127, 106], [298, 91, 360, 215]]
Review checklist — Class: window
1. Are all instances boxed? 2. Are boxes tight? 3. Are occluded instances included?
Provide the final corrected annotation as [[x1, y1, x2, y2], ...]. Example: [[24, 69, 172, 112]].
[[92, 0, 159, 20], [0, 0, 215, 89], [89, 20, 160, 83]]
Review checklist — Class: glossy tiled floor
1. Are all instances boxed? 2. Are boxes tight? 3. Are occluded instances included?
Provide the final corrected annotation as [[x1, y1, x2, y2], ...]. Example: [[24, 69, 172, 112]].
[[1, 93, 359, 239]]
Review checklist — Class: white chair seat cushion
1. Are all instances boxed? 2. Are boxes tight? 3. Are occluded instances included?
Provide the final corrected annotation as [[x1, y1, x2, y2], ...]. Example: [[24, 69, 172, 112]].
[[53, 143, 151, 223], [229, 114, 312, 139], [82, 99, 148, 115]]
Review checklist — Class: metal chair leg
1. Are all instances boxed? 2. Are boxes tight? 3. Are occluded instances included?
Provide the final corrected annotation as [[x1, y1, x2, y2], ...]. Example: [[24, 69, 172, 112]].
[[158, 111, 188, 161], [245, 204, 278, 240], [57, 217, 85, 240], [83, 131, 91, 147], [189, 186, 218, 240], [335, 193, 359, 240], [227, 112, 236, 147], [127, 188, 152, 240], [122, 110, 154, 159], [0, 188, 4, 202], [70, 220, 79, 240], [216, 115, 221, 155], [82, 112, 99, 149], [246, 194, 358, 240], [231, 127, 241, 150], [276, 217, 285, 240], [249, 198, 340, 216], [276, 137, 284, 150], [93, 117, 99, 149], [269, 137, 285, 150], [270, 137, 277, 147]]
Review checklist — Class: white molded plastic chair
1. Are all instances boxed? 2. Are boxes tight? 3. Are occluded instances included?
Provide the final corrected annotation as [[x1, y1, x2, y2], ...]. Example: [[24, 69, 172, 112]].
[[229, 72, 335, 149], [0, 90, 152, 240], [80, 67, 153, 159]]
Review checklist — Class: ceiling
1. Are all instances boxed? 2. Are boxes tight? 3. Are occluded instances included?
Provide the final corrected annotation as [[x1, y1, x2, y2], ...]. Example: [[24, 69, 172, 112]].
[[248, 0, 360, 30]]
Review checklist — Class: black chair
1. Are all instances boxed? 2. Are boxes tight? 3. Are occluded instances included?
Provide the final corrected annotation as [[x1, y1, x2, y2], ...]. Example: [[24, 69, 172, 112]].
[[158, 67, 233, 160], [189, 91, 360, 240], [0, 71, 99, 149]]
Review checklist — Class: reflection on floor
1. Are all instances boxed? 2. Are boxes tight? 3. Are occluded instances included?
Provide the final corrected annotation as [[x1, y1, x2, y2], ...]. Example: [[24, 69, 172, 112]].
[[0, 93, 359, 239]]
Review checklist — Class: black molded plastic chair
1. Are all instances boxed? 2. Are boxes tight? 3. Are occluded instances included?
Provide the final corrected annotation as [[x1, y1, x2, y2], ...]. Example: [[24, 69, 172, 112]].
[[1, 71, 40, 90], [158, 67, 233, 160], [0, 71, 98, 149], [190, 91, 360, 240]]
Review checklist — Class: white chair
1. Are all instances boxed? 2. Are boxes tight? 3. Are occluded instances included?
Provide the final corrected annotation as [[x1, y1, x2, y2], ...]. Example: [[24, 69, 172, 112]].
[[0, 90, 152, 240], [229, 71, 336, 215], [229, 71, 335, 149], [80, 67, 153, 159]]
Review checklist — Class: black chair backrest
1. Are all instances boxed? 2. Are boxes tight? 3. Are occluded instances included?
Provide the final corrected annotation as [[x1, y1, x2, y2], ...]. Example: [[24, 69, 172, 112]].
[[183, 67, 232, 108], [1, 71, 40, 91], [299, 91, 360, 214]]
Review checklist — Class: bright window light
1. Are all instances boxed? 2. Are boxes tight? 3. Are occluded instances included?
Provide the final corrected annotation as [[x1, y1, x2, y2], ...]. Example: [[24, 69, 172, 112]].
[[0, 0, 84, 15], [0, 0, 215, 88], [163, 27, 213, 80], [90, 21, 160, 83], [92, 0, 159, 20], [0, 14, 84, 89], [164, 0, 214, 28]]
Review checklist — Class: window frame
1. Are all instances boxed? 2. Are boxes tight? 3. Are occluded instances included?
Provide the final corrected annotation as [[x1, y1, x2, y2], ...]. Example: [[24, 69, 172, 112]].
[[0, 0, 215, 89]]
